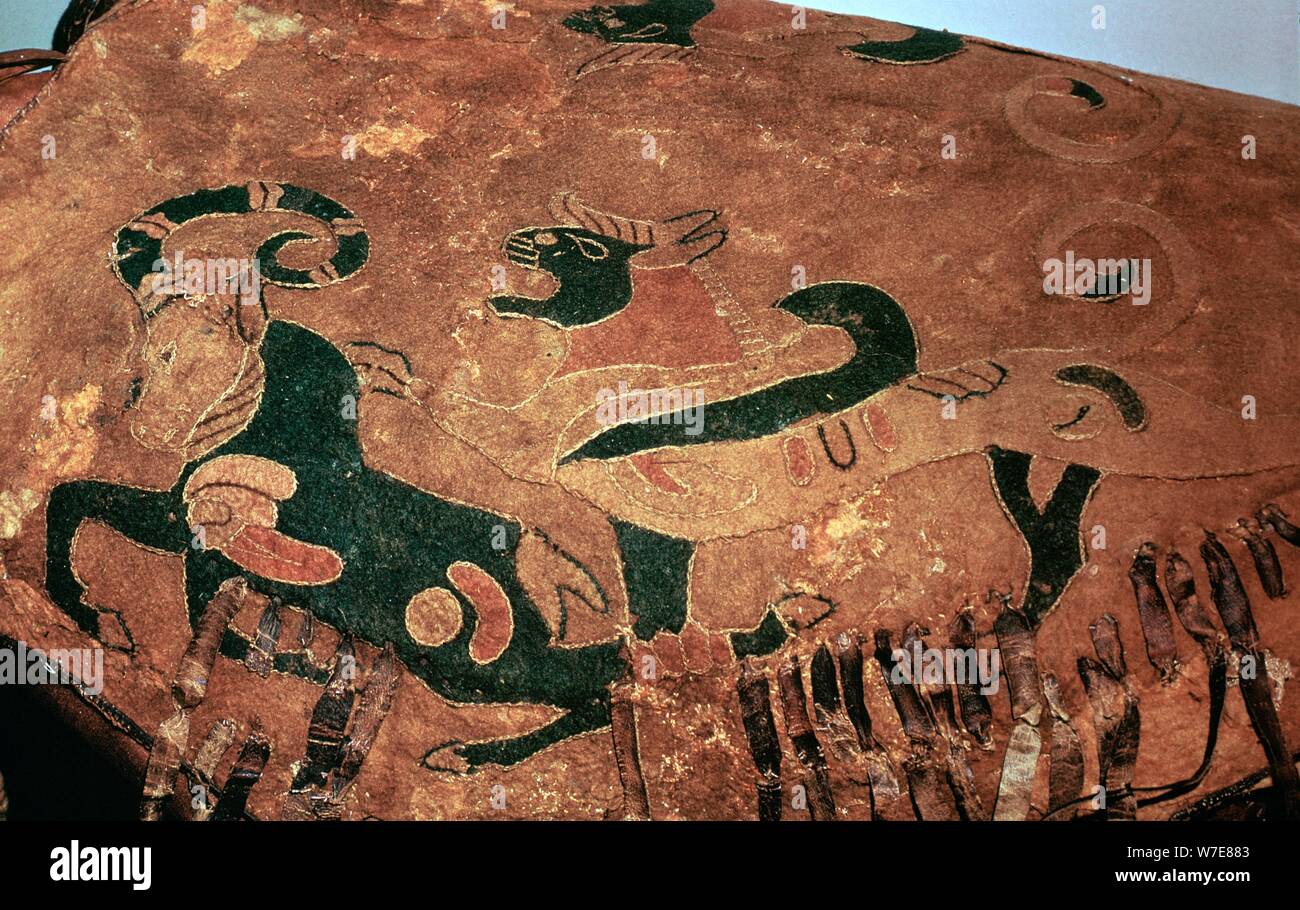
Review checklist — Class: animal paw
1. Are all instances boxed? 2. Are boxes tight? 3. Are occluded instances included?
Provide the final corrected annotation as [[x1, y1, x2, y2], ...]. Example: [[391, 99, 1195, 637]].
[[344, 341, 423, 400], [908, 360, 1008, 401]]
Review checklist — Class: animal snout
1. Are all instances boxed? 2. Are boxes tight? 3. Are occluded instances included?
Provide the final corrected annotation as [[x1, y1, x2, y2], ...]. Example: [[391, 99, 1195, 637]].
[[502, 232, 541, 269]]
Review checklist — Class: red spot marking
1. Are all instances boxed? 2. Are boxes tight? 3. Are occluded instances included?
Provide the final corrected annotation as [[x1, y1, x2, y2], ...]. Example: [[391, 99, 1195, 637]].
[[864, 403, 897, 452], [781, 435, 815, 486], [558, 267, 743, 376], [222, 526, 343, 585], [448, 562, 514, 663], [629, 454, 687, 494]]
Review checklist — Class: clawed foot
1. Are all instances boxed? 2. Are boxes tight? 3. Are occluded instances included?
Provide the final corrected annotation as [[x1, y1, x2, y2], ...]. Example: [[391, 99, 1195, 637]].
[[344, 341, 426, 401], [907, 360, 1008, 401]]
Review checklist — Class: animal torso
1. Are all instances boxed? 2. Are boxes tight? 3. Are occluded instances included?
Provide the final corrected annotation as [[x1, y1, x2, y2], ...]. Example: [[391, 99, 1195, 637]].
[[118, 321, 625, 766]]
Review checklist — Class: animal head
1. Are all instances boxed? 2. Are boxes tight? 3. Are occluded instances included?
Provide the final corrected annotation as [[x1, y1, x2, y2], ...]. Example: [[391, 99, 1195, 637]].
[[564, 0, 716, 76], [113, 182, 370, 460], [562, 1, 712, 48], [499, 224, 649, 293], [125, 291, 267, 459], [564, 2, 676, 45], [491, 193, 727, 326]]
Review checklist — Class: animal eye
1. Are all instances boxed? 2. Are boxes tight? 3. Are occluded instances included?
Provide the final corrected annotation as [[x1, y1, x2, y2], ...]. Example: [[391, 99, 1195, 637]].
[[534, 232, 558, 246], [572, 236, 610, 260]]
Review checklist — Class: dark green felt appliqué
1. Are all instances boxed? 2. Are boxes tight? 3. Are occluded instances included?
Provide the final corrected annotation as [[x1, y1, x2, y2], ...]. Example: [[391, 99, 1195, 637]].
[[1054, 364, 1147, 430], [730, 608, 790, 659], [845, 26, 965, 64], [1067, 79, 1106, 108], [45, 320, 627, 769], [491, 227, 647, 326], [1079, 261, 1129, 301], [563, 0, 714, 48], [562, 282, 918, 462], [612, 519, 692, 641], [986, 447, 1102, 627], [113, 183, 368, 295]]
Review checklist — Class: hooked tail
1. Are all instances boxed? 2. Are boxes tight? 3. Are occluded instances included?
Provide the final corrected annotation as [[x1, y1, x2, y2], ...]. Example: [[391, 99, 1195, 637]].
[[560, 281, 918, 463], [113, 180, 370, 315]]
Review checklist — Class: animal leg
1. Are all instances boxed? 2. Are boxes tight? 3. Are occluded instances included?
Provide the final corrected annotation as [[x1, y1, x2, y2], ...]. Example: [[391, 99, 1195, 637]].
[[612, 519, 692, 642], [985, 447, 1101, 627], [44, 480, 187, 639]]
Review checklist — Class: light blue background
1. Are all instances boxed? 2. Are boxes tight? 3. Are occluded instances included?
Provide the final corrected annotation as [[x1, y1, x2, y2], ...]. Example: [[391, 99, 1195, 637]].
[[811, 0, 1299, 104], [1, 0, 1296, 103]]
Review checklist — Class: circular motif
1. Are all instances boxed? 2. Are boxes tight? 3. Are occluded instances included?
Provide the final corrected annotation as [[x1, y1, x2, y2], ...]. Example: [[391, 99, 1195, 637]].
[[404, 586, 463, 647], [1005, 70, 1180, 163]]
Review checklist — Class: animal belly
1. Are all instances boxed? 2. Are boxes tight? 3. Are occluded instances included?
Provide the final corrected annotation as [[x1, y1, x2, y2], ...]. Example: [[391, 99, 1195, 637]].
[[555, 405, 928, 539]]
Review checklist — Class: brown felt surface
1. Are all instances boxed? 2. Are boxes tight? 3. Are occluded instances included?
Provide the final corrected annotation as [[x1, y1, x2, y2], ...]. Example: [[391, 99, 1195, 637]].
[[1, 0, 1298, 820]]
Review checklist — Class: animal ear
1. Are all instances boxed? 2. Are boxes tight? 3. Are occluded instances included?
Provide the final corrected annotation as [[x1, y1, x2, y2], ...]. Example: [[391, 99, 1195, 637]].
[[548, 192, 657, 245], [631, 209, 727, 269]]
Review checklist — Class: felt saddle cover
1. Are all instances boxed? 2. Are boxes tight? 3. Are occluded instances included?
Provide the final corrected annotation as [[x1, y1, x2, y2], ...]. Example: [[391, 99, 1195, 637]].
[[1, 0, 1299, 821]]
